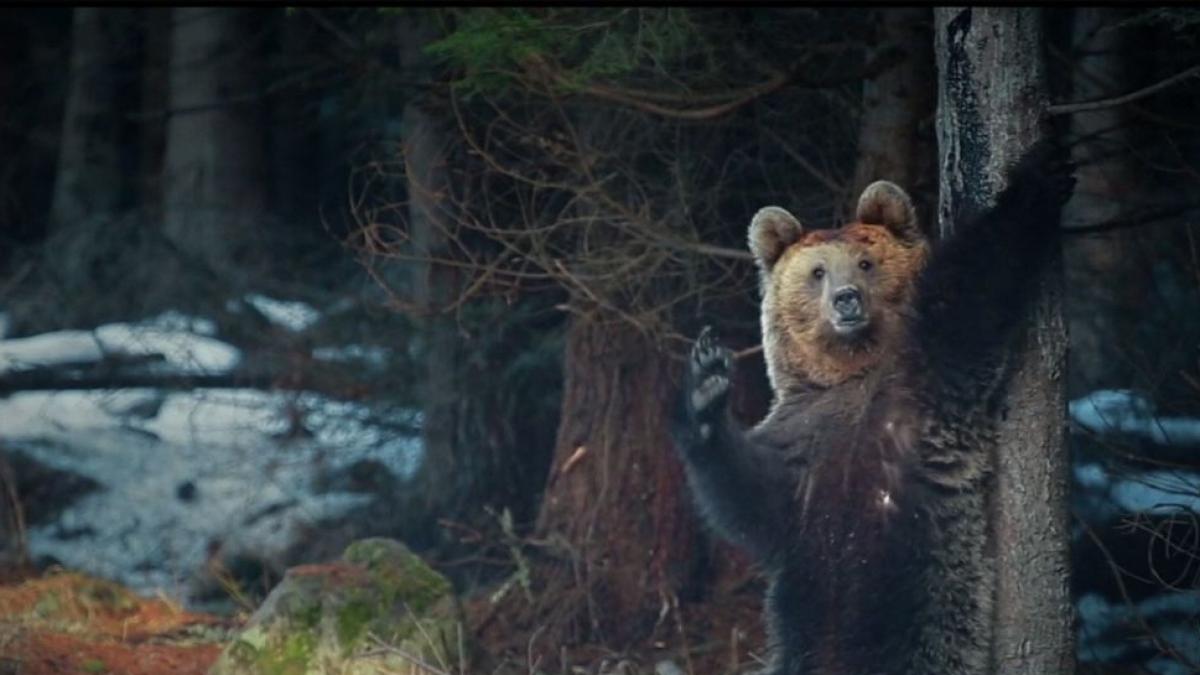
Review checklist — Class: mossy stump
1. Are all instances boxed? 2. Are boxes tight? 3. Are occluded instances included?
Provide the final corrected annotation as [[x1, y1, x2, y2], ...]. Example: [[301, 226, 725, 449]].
[[209, 538, 460, 675]]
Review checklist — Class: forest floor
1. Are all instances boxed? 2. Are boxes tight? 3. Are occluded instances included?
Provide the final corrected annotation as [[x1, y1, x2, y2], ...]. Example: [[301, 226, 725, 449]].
[[0, 568, 233, 675], [0, 564, 767, 675]]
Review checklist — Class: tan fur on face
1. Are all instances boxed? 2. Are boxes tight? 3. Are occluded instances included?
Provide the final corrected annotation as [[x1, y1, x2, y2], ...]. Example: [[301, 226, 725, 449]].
[[761, 223, 929, 390]]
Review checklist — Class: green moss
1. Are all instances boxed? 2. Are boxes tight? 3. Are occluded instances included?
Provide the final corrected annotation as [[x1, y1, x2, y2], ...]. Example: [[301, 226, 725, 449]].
[[292, 597, 323, 630], [81, 658, 107, 673], [343, 539, 451, 613], [335, 597, 376, 650], [254, 631, 316, 675]]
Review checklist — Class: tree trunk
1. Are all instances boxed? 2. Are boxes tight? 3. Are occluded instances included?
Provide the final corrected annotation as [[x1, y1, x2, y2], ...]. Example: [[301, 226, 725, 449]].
[[394, 14, 558, 561], [849, 8, 937, 227], [163, 7, 266, 277], [534, 316, 697, 648], [934, 8, 1074, 674], [398, 12, 470, 546], [1062, 7, 1150, 396], [49, 7, 129, 231], [138, 8, 170, 225]]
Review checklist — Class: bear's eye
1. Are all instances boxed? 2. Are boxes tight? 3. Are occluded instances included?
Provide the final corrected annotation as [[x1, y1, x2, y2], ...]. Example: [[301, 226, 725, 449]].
[[858, 259, 873, 271], [812, 267, 825, 281]]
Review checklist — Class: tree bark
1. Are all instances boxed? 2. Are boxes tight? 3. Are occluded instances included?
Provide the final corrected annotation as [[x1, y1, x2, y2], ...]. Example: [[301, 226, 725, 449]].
[[1062, 7, 1150, 396], [49, 8, 130, 231], [163, 7, 266, 278], [934, 8, 1074, 675], [535, 316, 697, 647], [849, 8, 937, 227]]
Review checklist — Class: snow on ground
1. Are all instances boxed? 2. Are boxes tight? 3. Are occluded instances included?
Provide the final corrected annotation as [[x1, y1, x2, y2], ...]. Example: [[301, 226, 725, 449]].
[[0, 312, 239, 375], [0, 312, 420, 601], [311, 344, 392, 369], [1, 387, 422, 599], [1071, 390, 1200, 521], [1071, 389, 1200, 447], [242, 293, 321, 333], [1077, 590, 1200, 674], [1071, 388, 1200, 675]]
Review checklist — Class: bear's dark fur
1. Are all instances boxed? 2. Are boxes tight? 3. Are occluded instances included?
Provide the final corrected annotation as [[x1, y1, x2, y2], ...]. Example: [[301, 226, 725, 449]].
[[674, 142, 1075, 675]]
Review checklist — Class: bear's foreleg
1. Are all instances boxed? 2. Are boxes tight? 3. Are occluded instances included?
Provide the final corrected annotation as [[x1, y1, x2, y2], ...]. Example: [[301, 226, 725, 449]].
[[911, 140, 1075, 397], [673, 326, 794, 567]]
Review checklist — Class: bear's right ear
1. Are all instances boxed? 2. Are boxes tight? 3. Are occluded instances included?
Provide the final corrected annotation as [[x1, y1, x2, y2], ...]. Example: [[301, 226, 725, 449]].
[[749, 206, 804, 271], [856, 180, 922, 244]]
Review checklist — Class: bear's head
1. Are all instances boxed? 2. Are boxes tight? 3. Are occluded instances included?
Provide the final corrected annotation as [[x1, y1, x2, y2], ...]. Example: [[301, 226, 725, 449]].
[[749, 181, 929, 391]]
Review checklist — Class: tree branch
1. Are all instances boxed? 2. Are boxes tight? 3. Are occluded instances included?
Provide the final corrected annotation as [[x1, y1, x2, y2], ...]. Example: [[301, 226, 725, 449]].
[[1048, 63, 1200, 116]]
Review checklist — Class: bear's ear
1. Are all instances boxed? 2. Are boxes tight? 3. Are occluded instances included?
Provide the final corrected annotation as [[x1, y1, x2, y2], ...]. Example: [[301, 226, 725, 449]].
[[749, 206, 804, 271], [855, 181, 922, 244]]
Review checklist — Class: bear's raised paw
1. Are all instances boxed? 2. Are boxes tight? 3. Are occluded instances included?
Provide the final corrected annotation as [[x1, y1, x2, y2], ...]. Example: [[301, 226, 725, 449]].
[[687, 326, 733, 430]]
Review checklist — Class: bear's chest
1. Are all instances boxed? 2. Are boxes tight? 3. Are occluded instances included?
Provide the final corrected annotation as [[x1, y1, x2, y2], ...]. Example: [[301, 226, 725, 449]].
[[761, 385, 928, 560]]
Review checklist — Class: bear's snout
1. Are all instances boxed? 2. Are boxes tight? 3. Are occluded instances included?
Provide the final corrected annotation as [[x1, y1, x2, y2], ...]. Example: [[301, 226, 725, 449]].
[[831, 286, 866, 331]]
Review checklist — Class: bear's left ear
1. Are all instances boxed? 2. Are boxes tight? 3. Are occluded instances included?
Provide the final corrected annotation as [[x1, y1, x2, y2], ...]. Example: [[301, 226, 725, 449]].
[[856, 181, 923, 244], [749, 206, 804, 271]]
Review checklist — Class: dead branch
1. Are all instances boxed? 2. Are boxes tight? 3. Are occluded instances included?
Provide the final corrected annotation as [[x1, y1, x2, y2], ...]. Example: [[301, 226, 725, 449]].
[[1048, 63, 1200, 116]]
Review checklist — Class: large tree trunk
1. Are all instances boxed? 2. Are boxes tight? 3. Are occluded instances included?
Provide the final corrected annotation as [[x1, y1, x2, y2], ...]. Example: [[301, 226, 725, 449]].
[[163, 7, 266, 277], [850, 8, 937, 226], [534, 316, 697, 648], [934, 8, 1074, 674], [49, 8, 130, 231], [1062, 7, 1150, 396]]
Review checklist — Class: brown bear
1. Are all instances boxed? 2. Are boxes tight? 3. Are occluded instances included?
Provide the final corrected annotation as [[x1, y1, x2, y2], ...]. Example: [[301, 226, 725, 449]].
[[674, 142, 1074, 675]]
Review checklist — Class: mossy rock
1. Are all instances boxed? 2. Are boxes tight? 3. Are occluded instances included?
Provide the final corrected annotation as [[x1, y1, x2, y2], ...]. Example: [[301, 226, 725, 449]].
[[209, 538, 461, 675]]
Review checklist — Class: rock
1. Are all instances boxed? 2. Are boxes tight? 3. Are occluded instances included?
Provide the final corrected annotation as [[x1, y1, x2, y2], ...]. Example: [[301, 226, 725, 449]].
[[209, 538, 461, 675]]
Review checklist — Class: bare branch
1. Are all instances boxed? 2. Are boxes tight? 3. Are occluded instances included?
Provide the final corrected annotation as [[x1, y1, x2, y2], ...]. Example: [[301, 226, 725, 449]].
[[1048, 63, 1200, 116]]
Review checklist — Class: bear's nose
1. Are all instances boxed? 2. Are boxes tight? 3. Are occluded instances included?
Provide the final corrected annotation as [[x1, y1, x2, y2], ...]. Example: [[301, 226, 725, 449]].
[[832, 286, 863, 318]]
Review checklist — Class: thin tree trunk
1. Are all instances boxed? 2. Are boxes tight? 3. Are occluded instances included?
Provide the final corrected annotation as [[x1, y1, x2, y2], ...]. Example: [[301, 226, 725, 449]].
[[50, 8, 129, 231], [934, 8, 1074, 674], [849, 7, 936, 226], [138, 8, 170, 225], [401, 40, 469, 546], [163, 7, 266, 277]]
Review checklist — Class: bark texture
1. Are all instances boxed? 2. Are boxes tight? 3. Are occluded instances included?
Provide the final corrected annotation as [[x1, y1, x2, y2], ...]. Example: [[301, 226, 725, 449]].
[[535, 318, 697, 646], [934, 8, 1074, 674]]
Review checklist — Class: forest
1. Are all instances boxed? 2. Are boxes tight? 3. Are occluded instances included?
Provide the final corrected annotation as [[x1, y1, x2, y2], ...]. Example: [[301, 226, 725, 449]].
[[0, 6, 1199, 675]]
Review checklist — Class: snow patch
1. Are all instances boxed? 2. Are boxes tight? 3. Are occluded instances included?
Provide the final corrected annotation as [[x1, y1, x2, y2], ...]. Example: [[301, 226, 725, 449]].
[[94, 323, 240, 374], [1071, 389, 1200, 447], [0, 318, 239, 375], [1077, 590, 1200, 673], [0, 387, 421, 600], [312, 344, 392, 369], [244, 294, 321, 333]]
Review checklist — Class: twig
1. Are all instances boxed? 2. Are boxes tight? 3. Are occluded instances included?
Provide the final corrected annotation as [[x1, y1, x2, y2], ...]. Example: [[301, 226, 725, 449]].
[[1048, 64, 1200, 116], [761, 127, 845, 194], [1061, 203, 1198, 236]]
